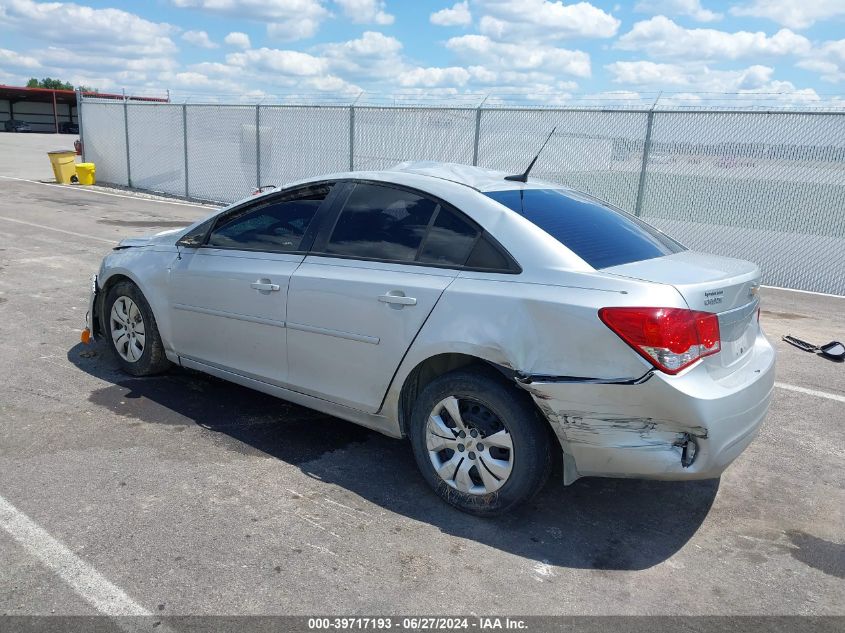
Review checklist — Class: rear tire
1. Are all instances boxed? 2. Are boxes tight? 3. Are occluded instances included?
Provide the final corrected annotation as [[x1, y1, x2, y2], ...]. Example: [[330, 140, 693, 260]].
[[103, 280, 170, 376], [409, 368, 551, 516]]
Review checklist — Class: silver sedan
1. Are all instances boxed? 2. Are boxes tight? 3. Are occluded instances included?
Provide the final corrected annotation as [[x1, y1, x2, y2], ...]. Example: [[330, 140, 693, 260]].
[[84, 162, 775, 515]]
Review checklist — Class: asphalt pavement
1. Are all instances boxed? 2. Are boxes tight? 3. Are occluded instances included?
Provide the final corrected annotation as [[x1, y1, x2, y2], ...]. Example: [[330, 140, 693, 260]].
[[0, 137, 842, 621]]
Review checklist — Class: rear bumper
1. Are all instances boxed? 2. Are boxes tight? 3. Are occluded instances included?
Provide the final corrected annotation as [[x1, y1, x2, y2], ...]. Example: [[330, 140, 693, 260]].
[[523, 331, 776, 483]]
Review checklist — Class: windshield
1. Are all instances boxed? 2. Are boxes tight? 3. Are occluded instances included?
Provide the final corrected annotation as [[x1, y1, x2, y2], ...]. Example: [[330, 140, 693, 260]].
[[485, 188, 685, 269]]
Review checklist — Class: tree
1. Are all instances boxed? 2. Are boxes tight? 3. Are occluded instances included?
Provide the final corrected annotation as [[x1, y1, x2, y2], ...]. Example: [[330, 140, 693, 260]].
[[26, 77, 75, 90]]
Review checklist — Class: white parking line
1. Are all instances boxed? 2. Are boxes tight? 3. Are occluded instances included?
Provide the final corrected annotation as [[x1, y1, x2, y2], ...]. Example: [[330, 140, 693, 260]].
[[0, 493, 149, 616], [0, 174, 217, 208], [775, 382, 845, 403], [762, 284, 845, 300], [0, 215, 115, 244]]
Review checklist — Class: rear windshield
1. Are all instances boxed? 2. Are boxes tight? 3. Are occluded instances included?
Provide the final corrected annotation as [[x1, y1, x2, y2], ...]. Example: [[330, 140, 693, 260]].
[[485, 189, 685, 269]]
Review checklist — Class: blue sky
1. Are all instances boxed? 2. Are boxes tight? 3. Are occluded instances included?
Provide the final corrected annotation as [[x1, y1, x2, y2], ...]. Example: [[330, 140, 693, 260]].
[[0, 0, 843, 105]]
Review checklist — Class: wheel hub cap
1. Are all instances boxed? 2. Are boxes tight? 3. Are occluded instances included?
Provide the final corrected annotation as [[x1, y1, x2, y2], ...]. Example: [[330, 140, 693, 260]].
[[426, 396, 514, 495], [109, 296, 146, 363]]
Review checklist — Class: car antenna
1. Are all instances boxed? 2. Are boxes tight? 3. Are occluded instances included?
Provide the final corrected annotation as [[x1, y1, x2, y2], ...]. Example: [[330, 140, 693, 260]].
[[504, 126, 556, 183]]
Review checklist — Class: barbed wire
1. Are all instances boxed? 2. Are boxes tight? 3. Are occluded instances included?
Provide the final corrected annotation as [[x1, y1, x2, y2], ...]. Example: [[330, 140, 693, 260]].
[[81, 88, 845, 111]]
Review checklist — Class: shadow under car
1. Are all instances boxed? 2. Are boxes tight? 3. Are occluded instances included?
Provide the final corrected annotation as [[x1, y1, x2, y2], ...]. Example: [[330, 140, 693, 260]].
[[68, 340, 719, 571]]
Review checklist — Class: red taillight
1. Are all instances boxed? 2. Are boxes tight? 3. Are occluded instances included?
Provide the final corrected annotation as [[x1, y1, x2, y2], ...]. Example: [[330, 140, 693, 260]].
[[598, 307, 721, 375]]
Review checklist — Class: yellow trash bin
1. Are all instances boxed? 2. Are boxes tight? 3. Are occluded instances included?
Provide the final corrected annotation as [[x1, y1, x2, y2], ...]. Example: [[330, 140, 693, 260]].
[[75, 163, 96, 186], [47, 150, 77, 184]]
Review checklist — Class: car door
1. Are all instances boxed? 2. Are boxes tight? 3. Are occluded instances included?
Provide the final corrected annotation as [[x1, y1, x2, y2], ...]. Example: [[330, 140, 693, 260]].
[[286, 181, 483, 413], [168, 183, 334, 385]]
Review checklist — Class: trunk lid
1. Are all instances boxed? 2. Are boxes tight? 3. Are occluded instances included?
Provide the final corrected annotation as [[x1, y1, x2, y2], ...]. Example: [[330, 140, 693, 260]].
[[603, 251, 761, 369]]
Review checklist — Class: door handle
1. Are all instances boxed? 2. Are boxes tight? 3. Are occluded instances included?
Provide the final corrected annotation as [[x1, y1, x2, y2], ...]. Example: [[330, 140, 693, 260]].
[[251, 281, 280, 292], [379, 293, 417, 306]]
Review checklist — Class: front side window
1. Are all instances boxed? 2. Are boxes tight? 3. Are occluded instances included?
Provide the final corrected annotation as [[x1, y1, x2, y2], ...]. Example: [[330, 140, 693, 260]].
[[207, 184, 331, 252], [485, 188, 685, 269], [325, 183, 438, 262]]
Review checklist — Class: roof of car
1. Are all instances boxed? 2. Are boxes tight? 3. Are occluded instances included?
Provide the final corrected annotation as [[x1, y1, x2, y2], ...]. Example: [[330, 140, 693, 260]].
[[387, 161, 565, 193]]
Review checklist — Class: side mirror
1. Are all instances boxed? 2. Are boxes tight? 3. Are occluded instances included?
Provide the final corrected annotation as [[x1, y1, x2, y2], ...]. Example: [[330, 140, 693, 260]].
[[819, 341, 845, 362]]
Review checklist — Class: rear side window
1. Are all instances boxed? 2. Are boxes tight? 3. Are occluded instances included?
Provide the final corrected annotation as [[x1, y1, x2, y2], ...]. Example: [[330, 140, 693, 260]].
[[465, 235, 515, 271], [326, 183, 437, 262], [207, 184, 330, 252], [485, 189, 685, 269], [417, 207, 479, 266]]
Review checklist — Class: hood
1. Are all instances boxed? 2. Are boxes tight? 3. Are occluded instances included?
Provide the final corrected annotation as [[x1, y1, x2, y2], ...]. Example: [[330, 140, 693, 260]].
[[115, 227, 185, 249]]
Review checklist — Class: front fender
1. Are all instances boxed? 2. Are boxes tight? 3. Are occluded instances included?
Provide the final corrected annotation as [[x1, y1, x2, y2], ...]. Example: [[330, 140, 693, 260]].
[[98, 247, 179, 351]]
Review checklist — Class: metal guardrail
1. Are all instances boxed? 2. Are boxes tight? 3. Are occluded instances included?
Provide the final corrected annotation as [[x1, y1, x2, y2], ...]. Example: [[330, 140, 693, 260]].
[[79, 96, 845, 295]]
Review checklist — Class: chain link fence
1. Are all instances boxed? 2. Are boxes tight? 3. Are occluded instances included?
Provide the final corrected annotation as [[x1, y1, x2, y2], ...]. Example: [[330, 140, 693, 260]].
[[79, 97, 845, 295], [126, 103, 186, 197]]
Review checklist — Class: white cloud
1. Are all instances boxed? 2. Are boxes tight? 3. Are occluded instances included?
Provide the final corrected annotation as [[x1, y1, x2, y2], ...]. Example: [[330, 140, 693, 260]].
[[172, 0, 329, 40], [333, 0, 394, 25], [430, 1, 472, 27], [634, 0, 721, 22], [182, 30, 217, 49], [0, 0, 177, 58], [161, 31, 398, 97], [321, 31, 405, 79], [473, 0, 619, 41], [189, 61, 244, 77], [304, 74, 361, 93], [1, 0, 835, 104], [171, 0, 327, 21], [227, 48, 328, 76], [398, 66, 471, 87], [159, 70, 241, 92], [480, 82, 581, 105], [224, 32, 251, 49], [394, 62, 581, 92], [447, 34, 591, 77], [730, 0, 845, 30], [35, 47, 178, 73], [616, 16, 811, 60], [581, 90, 642, 104], [325, 31, 402, 57], [0, 67, 27, 86], [606, 59, 821, 103], [267, 18, 322, 41], [466, 67, 566, 87], [796, 58, 845, 83], [607, 61, 693, 86], [797, 40, 845, 83], [0, 47, 42, 70], [0, 0, 179, 95]]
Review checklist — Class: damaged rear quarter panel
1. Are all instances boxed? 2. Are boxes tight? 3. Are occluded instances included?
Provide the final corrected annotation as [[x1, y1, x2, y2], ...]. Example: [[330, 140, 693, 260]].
[[383, 269, 685, 424], [522, 336, 774, 482], [524, 380, 705, 481]]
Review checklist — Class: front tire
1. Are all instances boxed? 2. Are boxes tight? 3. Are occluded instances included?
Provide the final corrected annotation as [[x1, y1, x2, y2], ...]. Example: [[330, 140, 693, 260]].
[[103, 280, 170, 376], [409, 369, 551, 516]]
